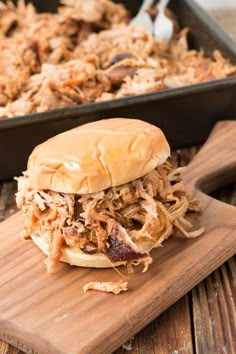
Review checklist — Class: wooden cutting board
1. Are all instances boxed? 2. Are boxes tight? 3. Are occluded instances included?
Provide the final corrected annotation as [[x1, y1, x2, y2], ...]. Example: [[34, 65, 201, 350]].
[[0, 121, 236, 354]]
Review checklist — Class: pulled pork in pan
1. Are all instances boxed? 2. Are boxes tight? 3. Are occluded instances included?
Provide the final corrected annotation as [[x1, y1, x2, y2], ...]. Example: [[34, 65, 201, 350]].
[[0, 0, 235, 118], [16, 161, 204, 273]]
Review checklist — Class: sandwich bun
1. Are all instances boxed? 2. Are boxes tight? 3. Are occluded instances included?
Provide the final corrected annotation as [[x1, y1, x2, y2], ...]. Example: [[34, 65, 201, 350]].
[[27, 118, 170, 194], [26, 118, 170, 270], [31, 235, 126, 268]]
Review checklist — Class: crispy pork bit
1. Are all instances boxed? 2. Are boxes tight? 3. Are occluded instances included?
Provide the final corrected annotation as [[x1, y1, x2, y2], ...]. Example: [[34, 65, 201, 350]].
[[83, 281, 128, 295], [105, 223, 149, 262], [16, 161, 204, 273]]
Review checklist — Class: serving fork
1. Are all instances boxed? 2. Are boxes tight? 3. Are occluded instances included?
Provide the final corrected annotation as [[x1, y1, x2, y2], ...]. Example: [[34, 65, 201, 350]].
[[154, 0, 173, 42], [130, 0, 173, 43], [129, 0, 154, 35]]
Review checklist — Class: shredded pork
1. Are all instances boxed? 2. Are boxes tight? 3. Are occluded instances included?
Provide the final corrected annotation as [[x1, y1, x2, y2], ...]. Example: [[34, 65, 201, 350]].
[[0, 1, 235, 118], [83, 281, 128, 295], [16, 161, 204, 273]]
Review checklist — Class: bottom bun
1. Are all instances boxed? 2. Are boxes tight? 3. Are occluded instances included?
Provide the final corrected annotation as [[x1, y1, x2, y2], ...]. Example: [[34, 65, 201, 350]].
[[31, 235, 126, 268]]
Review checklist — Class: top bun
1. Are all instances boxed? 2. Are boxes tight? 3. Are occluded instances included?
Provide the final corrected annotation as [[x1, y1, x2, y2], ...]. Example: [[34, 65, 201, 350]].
[[27, 118, 170, 194]]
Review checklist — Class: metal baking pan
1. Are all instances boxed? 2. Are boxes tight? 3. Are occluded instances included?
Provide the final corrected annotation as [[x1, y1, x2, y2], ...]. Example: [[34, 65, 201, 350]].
[[1, 0, 236, 180]]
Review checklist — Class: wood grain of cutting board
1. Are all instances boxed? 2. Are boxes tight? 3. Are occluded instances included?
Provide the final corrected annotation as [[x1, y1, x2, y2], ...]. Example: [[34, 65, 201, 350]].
[[0, 121, 236, 354]]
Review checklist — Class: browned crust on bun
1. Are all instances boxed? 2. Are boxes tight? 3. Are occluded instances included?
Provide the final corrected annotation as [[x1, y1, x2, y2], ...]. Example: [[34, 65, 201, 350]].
[[27, 118, 170, 194]]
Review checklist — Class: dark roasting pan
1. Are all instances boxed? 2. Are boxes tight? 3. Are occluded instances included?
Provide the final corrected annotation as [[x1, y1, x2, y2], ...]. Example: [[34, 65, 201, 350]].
[[1, 0, 236, 179]]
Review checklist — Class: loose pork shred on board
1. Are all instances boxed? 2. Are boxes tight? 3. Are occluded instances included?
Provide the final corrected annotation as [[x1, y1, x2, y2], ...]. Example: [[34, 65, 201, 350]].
[[83, 281, 128, 295]]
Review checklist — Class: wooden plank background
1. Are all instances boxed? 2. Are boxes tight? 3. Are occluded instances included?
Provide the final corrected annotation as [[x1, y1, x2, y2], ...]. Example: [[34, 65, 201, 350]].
[[0, 5, 236, 354]]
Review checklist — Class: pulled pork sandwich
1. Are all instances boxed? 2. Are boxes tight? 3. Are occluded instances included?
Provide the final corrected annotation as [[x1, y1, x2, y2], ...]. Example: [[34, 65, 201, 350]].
[[16, 118, 204, 273]]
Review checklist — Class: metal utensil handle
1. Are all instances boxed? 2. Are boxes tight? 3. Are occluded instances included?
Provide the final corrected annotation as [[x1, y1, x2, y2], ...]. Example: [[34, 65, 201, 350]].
[[158, 0, 170, 13], [138, 0, 154, 13]]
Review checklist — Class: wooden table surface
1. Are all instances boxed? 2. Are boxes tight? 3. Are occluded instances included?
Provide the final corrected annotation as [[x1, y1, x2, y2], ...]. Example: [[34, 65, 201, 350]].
[[1, 7, 236, 354], [0, 147, 235, 354]]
